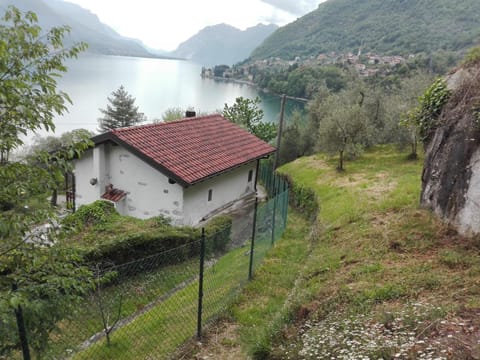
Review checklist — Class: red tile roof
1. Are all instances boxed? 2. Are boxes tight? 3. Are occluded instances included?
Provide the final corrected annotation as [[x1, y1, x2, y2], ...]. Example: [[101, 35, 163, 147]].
[[101, 187, 127, 202], [94, 115, 276, 186]]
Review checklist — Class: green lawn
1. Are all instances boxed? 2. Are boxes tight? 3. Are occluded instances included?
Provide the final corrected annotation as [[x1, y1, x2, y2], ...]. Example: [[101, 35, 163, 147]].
[[187, 146, 480, 359], [72, 244, 251, 359], [44, 256, 199, 359], [270, 146, 480, 358]]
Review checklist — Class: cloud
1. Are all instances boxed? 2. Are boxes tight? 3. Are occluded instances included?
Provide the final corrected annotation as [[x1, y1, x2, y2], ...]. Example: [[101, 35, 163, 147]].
[[259, 0, 319, 15]]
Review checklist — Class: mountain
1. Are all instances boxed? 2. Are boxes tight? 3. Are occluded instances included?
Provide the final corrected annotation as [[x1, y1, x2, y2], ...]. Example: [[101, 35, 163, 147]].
[[0, 0, 167, 58], [252, 0, 480, 60], [171, 23, 278, 66]]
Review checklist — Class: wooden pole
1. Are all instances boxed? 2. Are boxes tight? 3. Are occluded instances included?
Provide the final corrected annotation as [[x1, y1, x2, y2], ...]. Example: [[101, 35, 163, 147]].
[[272, 94, 287, 172]]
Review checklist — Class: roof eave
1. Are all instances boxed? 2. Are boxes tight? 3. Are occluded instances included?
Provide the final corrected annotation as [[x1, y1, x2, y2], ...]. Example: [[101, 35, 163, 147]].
[[187, 150, 276, 186]]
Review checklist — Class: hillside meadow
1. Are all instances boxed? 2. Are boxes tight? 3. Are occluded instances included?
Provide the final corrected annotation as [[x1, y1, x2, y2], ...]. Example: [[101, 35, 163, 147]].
[[188, 146, 480, 359]]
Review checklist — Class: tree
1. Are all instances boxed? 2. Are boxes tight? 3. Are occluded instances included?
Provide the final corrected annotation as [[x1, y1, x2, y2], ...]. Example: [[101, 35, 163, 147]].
[[98, 85, 146, 132], [28, 129, 95, 155], [396, 72, 436, 158], [0, 7, 93, 358], [278, 110, 308, 165], [0, 7, 86, 163], [317, 89, 369, 171], [160, 107, 185, 122], [223, 96, 277, 143]]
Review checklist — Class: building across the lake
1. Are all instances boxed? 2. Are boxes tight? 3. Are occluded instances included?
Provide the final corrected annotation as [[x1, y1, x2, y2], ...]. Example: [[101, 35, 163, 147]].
[[73, 114, 276, 225]]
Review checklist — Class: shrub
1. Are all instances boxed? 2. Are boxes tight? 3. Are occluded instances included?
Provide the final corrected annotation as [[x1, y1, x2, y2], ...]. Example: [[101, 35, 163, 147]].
[[279, 173, 320, 222], [407, 78, 451, 143], [63, 200, 118, 230], [204, 216, 233, 254], [462, 47, 480, 67], [81, 215, 233, 267]]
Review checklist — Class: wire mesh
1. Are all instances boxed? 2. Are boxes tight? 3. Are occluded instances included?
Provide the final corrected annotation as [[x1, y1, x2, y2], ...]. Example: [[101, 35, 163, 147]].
[[4, 171, 289, 360], [40, 241, 202, 360]]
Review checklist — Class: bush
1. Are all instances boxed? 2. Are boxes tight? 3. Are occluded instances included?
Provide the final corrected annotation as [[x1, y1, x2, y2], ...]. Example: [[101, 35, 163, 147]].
[[408, 78, 451, 143], [81, 215, 233, 266], [462, 47, 480, 67], [204, 215, 233, 254], [63, 200, 118, 230], [279, 173, 320, 222]]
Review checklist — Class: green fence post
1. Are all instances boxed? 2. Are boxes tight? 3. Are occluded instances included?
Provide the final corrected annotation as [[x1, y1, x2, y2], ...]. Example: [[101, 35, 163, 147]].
[[271, 176, 278, 245], [248, 197, 258, 280], [197, 228, 206, 340], [12, 284, 31, 360]]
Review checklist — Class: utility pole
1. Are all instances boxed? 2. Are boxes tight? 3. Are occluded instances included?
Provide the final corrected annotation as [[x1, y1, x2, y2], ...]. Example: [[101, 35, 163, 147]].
[[272, 94, 287, 172]]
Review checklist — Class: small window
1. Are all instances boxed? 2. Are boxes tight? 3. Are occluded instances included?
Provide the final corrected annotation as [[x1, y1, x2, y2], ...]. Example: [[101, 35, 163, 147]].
[[248, 170, 253, 182], [208, 189, 213, 202], [168, 178, 176, 184]]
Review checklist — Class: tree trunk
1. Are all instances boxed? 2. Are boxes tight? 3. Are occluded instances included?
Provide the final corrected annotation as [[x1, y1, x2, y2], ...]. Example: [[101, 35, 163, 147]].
[[408, 133, 418, 160], [50, 189, 57, 207], [338, 150, 344, 171]]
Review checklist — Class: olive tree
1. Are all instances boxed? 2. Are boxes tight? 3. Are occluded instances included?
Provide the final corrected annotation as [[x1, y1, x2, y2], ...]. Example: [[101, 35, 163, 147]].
[[316, 89, 369, 171]]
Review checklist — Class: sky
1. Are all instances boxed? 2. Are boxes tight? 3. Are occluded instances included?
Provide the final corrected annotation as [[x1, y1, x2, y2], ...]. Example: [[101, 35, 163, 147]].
[[64, 0, 323, 51]]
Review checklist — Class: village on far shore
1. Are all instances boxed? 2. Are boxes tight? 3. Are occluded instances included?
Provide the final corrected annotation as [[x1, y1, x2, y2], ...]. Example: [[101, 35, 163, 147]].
[[202, 51, 414, 82]]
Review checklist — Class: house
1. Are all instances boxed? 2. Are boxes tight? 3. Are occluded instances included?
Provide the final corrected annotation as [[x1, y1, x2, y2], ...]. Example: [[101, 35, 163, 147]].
[[73, 114, 276, 226]]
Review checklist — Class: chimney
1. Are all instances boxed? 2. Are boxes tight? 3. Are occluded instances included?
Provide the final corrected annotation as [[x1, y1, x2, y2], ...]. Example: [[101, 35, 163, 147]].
[[185, 110, 196, 118]]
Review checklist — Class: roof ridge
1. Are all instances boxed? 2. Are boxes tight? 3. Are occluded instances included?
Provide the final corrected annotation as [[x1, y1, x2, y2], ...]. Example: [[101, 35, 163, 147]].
[[112, 114, 223, 134]]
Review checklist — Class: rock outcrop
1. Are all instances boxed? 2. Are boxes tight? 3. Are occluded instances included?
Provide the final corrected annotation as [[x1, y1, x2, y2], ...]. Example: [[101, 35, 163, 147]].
[[421, 64, 480, 235]]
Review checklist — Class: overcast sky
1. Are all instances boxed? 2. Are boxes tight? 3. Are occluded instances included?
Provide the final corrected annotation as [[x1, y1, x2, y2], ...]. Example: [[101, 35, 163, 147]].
[[64, 0, 323, 51]]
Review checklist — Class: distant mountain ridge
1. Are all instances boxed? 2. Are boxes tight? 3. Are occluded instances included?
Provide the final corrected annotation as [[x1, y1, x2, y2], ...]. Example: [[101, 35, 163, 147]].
[[252, 0, 480, 60], [0, 0, 169, 58], [171, 23, 278, 66]]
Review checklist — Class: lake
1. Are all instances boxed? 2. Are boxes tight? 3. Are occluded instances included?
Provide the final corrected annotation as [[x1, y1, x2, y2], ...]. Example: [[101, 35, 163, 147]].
[[42, 54, 303, 139]]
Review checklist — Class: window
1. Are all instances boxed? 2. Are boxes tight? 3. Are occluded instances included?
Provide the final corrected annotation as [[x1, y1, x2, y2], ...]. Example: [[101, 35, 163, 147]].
[[168, 178, 176, 184], [208, 189, 213, 202], [248, 169, 253, 182]]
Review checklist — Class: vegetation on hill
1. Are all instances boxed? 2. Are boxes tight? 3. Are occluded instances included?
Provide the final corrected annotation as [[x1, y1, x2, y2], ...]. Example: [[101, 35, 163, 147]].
[[224, 0, 477, 100], [252, 0, 480, 61], [276, 69, 434, 168], [188, 146, 480, 359]]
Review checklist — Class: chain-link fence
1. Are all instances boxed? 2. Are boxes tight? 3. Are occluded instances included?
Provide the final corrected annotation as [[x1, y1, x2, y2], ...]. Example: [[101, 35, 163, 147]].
[[3, 170, 289, 360]]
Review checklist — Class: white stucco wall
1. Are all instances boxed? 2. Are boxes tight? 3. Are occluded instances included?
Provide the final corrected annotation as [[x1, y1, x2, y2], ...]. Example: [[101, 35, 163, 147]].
[[74, 149, 97, 206], [183, 162, 257, 225], [107, 145, 184, 223], [74, 143, 185, 225]]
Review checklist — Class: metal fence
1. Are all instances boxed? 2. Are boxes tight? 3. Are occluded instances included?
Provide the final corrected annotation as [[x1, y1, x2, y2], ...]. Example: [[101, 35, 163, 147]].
[[3, 170, 289, 360]]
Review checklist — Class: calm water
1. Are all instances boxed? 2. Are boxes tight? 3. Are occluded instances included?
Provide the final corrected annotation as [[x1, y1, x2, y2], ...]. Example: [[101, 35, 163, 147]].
[[40, 54, 303, 139]]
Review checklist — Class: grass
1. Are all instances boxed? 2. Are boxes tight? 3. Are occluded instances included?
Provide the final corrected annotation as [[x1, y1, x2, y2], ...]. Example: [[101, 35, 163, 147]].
[[269, 145, 480, 358], [72, 244, 252, 359], [190, 145, 480, 359], [44, 255, 199, 359], [185, 210, 313, 359]]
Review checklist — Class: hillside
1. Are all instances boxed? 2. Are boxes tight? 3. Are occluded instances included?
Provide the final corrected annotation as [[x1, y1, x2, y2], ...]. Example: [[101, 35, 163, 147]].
[[171, 23, 278, 66], [0, 0, 166, 58], [187, 147, 480, 358], [252, 0, 480, 60]]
